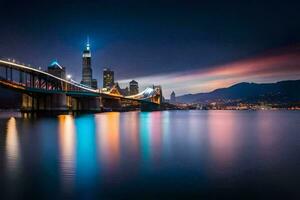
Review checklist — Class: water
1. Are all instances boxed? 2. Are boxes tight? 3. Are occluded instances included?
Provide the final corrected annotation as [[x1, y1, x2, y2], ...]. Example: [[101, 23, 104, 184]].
[[0, 110, 299, 199]]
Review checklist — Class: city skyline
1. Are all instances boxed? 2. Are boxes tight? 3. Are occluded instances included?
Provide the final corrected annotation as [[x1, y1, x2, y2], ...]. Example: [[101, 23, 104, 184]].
[[1, 0, 300, 96], [0, 1, 299, 199], [3, 40, 299, 97]]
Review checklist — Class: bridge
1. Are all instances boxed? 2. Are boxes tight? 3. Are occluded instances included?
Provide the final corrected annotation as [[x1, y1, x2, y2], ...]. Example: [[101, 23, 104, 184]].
[[0, 59, 162, 112]]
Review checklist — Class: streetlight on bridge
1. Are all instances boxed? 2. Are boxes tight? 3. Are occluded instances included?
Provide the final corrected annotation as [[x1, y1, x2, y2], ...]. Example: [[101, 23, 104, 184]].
[[66, 74, 72, 81]]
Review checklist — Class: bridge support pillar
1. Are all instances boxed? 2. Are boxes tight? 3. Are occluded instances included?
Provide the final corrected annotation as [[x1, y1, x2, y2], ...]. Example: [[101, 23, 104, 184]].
[[70, 96, 101, 112], [101, 97, 122, 111], [21, 93, 69, 112], [22, 94, 33, 111], [140, 101, 161, 112], [50, 94, 68, 111]]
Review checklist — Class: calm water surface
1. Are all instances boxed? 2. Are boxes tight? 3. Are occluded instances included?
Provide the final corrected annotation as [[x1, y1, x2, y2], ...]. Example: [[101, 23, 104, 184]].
[[0, 110, 299, 199]]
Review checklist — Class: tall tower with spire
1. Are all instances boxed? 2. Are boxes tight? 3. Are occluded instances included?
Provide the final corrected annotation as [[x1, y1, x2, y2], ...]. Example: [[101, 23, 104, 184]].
[[81, 37, 97, 88]]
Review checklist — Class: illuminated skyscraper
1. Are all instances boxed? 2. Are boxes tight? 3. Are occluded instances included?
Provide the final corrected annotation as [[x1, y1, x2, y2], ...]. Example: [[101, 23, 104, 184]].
[[81, 38, 97, 89], [47, 60, 66, 79], [129, 80, 139, 95], [103, 68, 114, 89]]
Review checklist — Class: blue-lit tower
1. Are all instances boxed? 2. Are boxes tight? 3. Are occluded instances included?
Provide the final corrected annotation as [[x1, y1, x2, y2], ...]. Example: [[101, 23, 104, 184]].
[[81, 37, 97, 89]]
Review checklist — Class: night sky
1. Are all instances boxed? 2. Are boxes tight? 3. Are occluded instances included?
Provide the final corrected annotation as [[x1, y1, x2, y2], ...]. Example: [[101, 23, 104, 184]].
[[1, 0, 300, 96]]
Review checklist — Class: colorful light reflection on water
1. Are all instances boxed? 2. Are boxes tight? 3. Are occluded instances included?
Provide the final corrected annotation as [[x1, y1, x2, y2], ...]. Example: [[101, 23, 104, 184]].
[[0, 111, 299, 199]]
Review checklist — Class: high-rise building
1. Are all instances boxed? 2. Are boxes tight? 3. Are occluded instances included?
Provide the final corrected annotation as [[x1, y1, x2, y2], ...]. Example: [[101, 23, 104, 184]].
[[91, 79, 97, 89], [170, 91, 176, 103], [103, 68, 114, 89], [129, 80, 139, 95], [81, 38, 97, 89], [47, 60, 66, 79]]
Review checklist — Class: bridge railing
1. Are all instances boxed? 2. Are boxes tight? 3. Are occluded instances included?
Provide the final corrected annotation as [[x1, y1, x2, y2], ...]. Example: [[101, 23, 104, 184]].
[[0, 59, 99, 94]]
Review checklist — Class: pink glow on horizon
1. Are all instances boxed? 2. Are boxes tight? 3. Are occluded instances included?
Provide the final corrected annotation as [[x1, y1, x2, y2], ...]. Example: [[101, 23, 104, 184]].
[[119, 46, 300, 96]]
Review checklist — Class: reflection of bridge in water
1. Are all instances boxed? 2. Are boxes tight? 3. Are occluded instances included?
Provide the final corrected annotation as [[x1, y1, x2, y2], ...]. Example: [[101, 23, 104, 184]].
[[0, 59, 162, 112]]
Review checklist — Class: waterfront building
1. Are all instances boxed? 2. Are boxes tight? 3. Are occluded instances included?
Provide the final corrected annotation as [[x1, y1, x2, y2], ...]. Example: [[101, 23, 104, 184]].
[[103, 68, 114, 89], [129, 80, 139, 95], [47, 60, 66, 79]]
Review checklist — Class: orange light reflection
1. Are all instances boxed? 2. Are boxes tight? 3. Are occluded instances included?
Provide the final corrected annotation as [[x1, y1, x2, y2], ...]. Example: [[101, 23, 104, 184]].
[[96, 112, 120, 173], [6, 117, 20, 176], [58, 115, 76, 192]]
